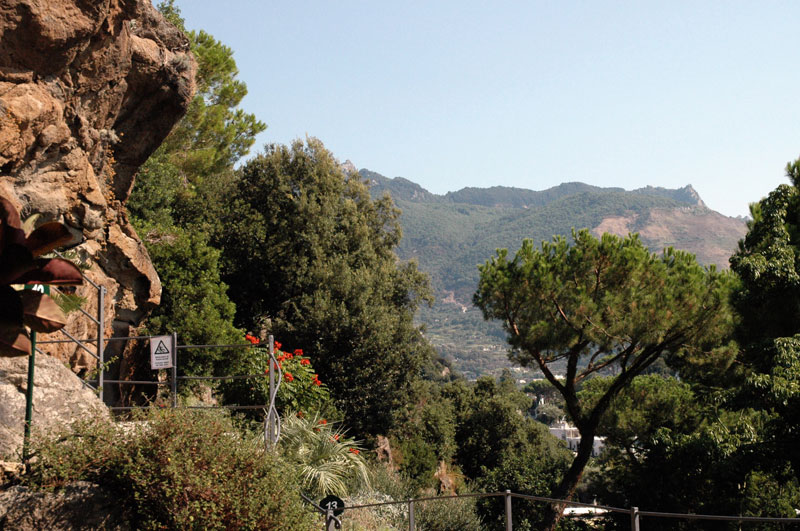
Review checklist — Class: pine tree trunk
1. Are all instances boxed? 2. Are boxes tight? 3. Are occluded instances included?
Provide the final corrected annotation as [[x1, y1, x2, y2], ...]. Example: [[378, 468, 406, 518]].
[[542, 430, 597, 531]]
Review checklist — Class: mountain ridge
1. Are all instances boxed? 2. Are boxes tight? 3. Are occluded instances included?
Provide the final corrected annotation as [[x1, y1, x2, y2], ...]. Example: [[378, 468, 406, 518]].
[[358, 168, 746, 378], [362, 169, 707, 210]]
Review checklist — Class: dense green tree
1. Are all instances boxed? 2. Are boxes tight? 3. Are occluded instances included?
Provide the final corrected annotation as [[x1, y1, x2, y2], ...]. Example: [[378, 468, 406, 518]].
[[436, 376, 572, 530], [474, 229, 736, 530], [453, 376, 565, 480], [136, 222, 240, 375], [584, 372, 800, 529], [217, 139, 435, 437], [730, 159, 800, 485], [579, 374, 702, 461], [128, 1, 265, 230]]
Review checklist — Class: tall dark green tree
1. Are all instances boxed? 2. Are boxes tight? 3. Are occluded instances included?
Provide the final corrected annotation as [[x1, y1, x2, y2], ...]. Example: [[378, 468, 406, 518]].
[[474, 229, 736, 530], [218, 138, 435, 437], [730, 157, 800, 483]]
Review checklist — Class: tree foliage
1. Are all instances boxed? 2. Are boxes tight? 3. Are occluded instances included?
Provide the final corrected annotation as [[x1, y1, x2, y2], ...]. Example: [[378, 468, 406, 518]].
[[730, 158, 800, 485], [474, 229, 736, 529], [217, 139, 435, 437], [125, 2, 265, 376]]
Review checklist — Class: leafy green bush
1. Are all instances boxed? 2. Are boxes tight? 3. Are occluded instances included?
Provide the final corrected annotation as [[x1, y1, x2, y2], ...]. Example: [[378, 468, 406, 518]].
[[396, 435, 439, 492], [222, 337, 333, 415], [26, 408, 315, 530], [414, 496, 483, 531]]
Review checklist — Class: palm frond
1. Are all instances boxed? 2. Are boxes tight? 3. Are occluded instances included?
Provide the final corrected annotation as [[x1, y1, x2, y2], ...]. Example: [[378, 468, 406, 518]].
[[279, 411, 370, 497]]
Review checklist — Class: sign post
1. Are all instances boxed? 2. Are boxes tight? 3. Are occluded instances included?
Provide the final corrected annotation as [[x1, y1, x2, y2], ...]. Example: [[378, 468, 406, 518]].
[[320, 494, 344, 531], [22, 284, 49, 463], [149, 335, 173, 370]]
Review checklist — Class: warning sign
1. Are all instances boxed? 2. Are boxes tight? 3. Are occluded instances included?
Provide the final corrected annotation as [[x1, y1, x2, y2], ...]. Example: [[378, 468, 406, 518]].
[[150, 335, 173, 369]]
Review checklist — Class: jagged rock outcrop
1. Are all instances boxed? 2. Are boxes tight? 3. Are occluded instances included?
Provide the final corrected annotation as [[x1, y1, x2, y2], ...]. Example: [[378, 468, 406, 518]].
[[0, 0, 196, 372], [0, 481, 131, 530]]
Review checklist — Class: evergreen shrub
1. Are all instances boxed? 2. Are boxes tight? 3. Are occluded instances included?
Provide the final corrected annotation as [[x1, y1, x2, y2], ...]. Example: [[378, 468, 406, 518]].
[[26, 408, 315, 530]]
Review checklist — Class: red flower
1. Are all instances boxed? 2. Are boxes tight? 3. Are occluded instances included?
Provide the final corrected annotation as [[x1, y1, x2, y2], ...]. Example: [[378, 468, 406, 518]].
[[312, 374, 322, 386], [245, 334, 260, 345], [333, 434, 340, 441], [285, 352, 293, 360], [284, 372, 294, 382], [349, 448, 359, 455], [319, 419, 327, 425], [274, 341, 282, 350], [294, 348, 303, 356], [297, 411, 304, 418], [300, 359, 310, 366]]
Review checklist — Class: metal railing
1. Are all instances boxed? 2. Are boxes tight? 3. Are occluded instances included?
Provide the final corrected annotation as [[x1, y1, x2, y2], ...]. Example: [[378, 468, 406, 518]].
[[31, 255, 284, 447], [36, 251, 106, 395], [303, 489, 800, 530]]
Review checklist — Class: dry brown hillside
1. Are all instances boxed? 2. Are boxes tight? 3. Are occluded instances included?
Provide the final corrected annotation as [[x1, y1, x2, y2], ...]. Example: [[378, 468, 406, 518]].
[[593, 207, 746, 269]]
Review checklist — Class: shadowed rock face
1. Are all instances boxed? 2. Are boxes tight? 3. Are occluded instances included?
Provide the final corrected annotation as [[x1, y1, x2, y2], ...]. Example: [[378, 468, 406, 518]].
[[0, 0, 196, 369], [0, 481, 131, 530]]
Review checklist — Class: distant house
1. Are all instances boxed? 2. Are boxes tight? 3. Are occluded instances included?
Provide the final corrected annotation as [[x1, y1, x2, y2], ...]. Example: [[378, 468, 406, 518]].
[[549, 420, 605, 457]]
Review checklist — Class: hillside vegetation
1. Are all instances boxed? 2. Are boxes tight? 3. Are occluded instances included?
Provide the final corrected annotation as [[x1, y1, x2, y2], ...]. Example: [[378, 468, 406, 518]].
[[364, 169, 746, 378], [14, 3, 800, 529]]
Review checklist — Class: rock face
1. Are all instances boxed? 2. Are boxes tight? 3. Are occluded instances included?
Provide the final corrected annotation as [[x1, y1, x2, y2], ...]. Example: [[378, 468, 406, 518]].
[[0, 0, 196, 371], [0, 352, 108, 457], [0, 481, 131, 530], [592, 207, 746, 269]]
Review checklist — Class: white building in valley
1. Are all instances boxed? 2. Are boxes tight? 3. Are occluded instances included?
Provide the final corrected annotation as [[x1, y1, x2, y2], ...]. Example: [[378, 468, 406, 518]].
[[549, 420, 605, 457]]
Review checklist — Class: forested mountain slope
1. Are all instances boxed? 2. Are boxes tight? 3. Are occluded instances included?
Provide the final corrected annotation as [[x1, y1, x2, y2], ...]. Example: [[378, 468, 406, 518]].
[[363, 169, 747, 378]]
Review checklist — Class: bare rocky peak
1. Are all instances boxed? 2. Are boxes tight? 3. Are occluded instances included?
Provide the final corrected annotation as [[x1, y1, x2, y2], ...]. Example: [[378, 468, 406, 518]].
[[339, 159, 358, 175]]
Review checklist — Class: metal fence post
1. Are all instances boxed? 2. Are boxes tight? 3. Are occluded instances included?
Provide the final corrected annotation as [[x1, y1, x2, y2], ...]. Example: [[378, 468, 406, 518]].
[[171, 332, 178, 408], [631, 506, 640, 531], [505, 490, 513, 531], [408, 500, 415, 531], [325, 509, 336, 531], [97, 285, 105, 400], [267, 335, 275, 448]]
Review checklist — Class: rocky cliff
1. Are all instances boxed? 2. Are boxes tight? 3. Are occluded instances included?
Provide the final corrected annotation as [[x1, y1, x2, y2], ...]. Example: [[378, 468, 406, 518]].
[[0, 0, 195, 371]]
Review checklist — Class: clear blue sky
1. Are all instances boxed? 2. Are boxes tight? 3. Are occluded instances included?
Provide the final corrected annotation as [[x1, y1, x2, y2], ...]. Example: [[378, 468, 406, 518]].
[[173, 0, 800, 217]]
